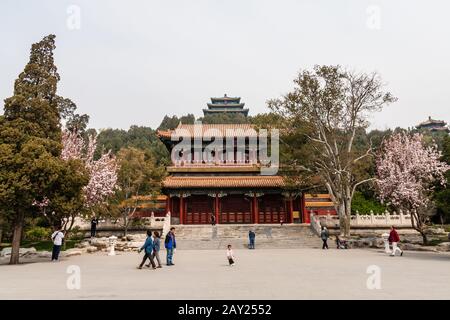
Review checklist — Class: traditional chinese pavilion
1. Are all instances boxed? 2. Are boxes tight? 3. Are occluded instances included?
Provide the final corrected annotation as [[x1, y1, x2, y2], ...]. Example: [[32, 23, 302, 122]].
[[131, 195, 168, 217], [304, 194, 337, 221], [157, 122, 306, 225], [156, 95, 343, 224], [202, 94, 249, 117], [416, 116, 449, 132]]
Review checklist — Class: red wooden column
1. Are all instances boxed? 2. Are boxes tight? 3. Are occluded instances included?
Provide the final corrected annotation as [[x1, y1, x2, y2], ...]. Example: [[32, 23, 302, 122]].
[[289, 197, 294, 223], [180, 196, 184, 224], [301, 193, 308, 223], [166, 195, 171, 214], [253, 194, 259, 224], [215, 194, 220, 224]]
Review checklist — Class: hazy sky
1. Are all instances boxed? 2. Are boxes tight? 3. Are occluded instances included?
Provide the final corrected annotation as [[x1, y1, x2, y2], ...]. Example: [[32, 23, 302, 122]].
[[1, 0, 449, 131]]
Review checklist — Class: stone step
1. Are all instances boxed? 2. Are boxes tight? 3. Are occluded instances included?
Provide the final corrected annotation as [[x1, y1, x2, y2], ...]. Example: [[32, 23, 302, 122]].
[[104, 224, 322, 249], [176, 238, 322, 250], [173, 224, 318, 240]]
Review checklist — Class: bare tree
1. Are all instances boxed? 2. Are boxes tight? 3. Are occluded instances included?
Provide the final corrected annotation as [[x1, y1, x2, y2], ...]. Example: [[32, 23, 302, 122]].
[[269, 65, 396, 235]]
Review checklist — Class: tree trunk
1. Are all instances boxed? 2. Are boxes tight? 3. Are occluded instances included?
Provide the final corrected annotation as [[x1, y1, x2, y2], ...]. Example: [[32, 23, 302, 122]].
[[342, 216, 351, 237], [338, 202, 346, 236], [123, 215, 128, 237], [10, 210, 25, 265], [0, 217, 3, 243], [343, 197, 352, 237], [411, 211, 428, 245], [420, 231, 428, 245], [338, 197, 352, 237], [64, 214, 76, 240]]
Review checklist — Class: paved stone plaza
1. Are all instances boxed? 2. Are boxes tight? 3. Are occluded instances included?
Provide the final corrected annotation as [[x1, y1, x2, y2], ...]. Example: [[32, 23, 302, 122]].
[[0, 248, 449, 299]]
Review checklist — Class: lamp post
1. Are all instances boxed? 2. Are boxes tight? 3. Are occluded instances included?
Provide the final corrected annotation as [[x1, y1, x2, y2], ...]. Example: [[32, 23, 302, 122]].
[[108, 235, 118, 256]]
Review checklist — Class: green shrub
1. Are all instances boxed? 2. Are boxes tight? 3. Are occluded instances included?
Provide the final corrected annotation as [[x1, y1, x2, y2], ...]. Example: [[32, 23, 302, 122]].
[[25, 226, 51, 242], [352, 192, 387, 214], [68, 226, 85, 240]]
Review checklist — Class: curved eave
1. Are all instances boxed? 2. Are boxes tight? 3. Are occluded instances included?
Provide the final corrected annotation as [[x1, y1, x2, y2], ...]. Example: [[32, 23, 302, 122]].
[[211, 97, 241, 103], [163, 175, 285, 189], [203, 109, 249, 116], [207, 103, 245, 108]]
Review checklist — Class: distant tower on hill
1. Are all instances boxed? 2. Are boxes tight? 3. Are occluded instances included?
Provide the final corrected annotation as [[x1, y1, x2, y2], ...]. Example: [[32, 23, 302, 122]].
[[202, 94, 249, 117], [416, 116, 449, 133]]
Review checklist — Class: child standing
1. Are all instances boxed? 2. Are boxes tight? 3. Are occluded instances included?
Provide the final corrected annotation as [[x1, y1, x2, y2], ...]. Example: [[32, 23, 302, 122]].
[[226, 244, 235, 266]]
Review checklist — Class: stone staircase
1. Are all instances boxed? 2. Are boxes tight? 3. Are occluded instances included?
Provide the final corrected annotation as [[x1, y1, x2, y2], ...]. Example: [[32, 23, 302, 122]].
[[172, 224, 322, 249]]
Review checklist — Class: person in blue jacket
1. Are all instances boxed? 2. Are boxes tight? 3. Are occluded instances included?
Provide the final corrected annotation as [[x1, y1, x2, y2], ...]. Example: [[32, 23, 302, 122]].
[[148, 231, 162, 268], [248, 230, 256, 249], [138, 230, 156, 269], [164, 227, 176, 266]]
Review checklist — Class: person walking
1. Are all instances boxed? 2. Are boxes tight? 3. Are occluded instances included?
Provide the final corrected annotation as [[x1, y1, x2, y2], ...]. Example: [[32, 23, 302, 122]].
[[211, 214, 216, 226], [320, 226, 329, 249], [226, 244, 235, 266], [51, 226, 64, 262], [248, 230, 255, 249], [389, 226, 403, 256], [165, 227, 177, 266], [90, 217, 99, 238], [138, 230, 156, 269], [151, 231, 163, 268]]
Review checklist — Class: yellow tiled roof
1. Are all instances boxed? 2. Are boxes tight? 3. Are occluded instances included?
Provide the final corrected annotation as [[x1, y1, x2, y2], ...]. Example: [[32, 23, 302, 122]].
[[163, 175, 285, 188]]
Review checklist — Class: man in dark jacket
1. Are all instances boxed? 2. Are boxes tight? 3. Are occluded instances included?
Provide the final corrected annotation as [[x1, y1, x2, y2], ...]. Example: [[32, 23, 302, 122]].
[[90, 217, 99, 238], [138, 230, 156, 269], [248, 230, 256, 249], [320, 226, 329, 249], [165, 227, 176, 266]]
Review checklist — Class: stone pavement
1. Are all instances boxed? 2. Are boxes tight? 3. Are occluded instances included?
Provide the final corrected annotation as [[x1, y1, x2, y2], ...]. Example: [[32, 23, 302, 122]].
[[0, 248, 449, 299]]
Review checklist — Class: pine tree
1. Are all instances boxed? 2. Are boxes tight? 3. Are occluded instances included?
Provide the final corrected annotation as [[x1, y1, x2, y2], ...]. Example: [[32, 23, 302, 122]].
[[0, 35, 66, 264]]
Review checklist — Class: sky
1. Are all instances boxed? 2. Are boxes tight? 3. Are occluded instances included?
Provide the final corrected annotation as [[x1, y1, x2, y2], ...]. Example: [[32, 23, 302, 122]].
[[0, 0, 449, 131]]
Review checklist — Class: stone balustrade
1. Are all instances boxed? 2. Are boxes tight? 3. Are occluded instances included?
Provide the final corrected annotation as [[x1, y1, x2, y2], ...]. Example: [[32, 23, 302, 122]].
[[311, 210, 412, 232], [72, 212, 169, 231]]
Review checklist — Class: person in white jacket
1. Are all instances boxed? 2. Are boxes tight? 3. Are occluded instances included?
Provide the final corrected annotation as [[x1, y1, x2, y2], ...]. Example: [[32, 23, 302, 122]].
[[51, 226, 64, 261], [226, 245, 235, 266]]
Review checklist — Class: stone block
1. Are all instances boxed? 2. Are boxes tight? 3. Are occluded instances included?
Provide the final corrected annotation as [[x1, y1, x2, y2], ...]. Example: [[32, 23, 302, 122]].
[[64, 249, 83, 257], [0, 247, 37, 257], [436, 242, 450, 252], [86, 246, 98, 253], [37, 251, 52, 258]]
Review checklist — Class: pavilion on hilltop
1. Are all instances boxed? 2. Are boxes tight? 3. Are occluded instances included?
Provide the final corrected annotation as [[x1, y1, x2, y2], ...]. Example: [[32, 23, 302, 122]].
[[202, 94, 249, 117], [416, 116, 449, 132]]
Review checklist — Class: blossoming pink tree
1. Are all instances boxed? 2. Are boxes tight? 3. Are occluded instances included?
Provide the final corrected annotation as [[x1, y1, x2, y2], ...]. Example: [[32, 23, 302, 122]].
[[59, 130, 118, 231], [64, 132, 118, 207], [376, 132, 450, 244]]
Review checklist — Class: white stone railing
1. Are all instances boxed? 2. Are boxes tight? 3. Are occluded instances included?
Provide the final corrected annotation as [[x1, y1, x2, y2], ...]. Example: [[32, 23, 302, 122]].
[[312, 210, 412, 229], [72, 212, 169, 231]]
